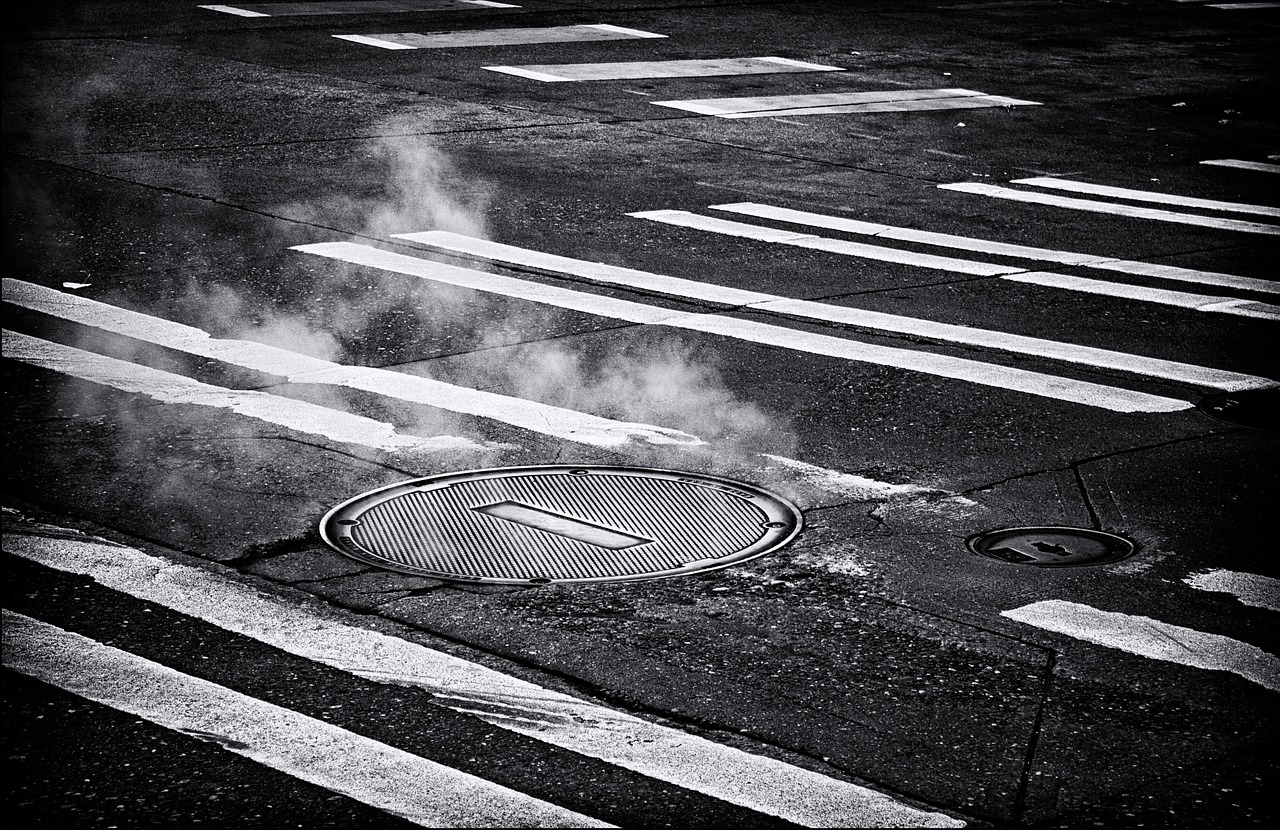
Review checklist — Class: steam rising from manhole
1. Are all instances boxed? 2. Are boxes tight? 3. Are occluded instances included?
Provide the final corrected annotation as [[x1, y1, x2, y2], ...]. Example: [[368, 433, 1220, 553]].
[[320, 466, 803, 584], [966, 526, 1135, 568]]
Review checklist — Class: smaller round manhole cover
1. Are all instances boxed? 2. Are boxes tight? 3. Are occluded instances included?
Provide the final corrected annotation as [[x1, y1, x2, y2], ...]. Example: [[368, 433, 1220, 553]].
[[320, 465, 803, 585], [1198, 388, 1279, 432], [966, 526, 1135, 568]]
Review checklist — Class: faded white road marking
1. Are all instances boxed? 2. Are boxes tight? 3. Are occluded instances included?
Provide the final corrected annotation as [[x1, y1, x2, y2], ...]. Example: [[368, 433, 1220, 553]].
[[2, 611, 608, 829], [708, 96, 1038, 119], [1002, 600, 1280, 692], [2, 279, 698, 449], [1200, 159, 1280, 173], [297, 242, 1192, 413], [709, 202, 1280, 295], [759, 454, 937, 500], [332, 34, 418, 49], [630, 210, 1280, 320], [1184, 570, 1280, 612], [631, 210, 1021, 276], [1, 329, 467, 453], [940, 182, 1280, 235], [197, 4, 269, 16], [200, 0, 517, 15], [1002, 272, 1280, 320], [6, 534, 964, 829], [652, 88, 1040, 118], [484, 57, 843, 82], [397, 231, 1275, 392], [1012, 177, 1280, 218], [1207, 3, 1280, 8], [334, 24, 665, 50]]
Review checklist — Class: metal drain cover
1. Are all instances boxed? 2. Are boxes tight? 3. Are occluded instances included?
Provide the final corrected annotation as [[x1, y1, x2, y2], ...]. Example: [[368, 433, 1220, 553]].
[[320, 466, 803, 584], [1198, 388, 1279, 432], [967, 526, 1135, 568]]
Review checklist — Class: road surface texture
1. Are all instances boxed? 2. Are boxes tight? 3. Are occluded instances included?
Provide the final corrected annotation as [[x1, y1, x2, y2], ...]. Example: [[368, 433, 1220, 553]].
[[4, 1, 1278, 827]]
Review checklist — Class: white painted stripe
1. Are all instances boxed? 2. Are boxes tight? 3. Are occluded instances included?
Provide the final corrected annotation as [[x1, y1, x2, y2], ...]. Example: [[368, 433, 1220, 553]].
[[1207, 3, 1280, 8], [201, 1, 520, 15], [396, 231, 1275, 392], [335, 25, 666, 49], [710, 202, 1280, 295], [2, 611, 608, 829], [940, 182, 1280, 235], [1012, 177, 1280, 218], [1200, 159, 1280, 174], [583, 24, 668, 38], [197, 4, 269, 15], [1, 279, 700, 449], [296, 242, 1193, 413], [759, 454, 935, 500], [0, 330, 472, 453], [484, 57, 844, 83], [713, 95, 1041, 119], [6, 534, 965, 829], [332, 34, 418, 49], [1001, 600, 1280, 692], [755, 56, 849, 70], [482, 65, 571, 83], [393, 231, 773, 306], [634, 211, 1280, 320], [629, 210, 1022, 276], [1003, 272, 1280, 320], [1184, 570, 1280, 612], [654, 88, 990, 116]]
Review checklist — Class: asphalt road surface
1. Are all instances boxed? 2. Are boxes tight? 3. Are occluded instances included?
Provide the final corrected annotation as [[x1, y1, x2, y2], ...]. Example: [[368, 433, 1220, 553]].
[[4, 1, 1278, 827]]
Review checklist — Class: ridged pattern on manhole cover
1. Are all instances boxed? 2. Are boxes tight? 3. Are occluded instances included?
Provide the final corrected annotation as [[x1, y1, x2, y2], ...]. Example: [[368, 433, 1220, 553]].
[[320, 466, 803, 584]]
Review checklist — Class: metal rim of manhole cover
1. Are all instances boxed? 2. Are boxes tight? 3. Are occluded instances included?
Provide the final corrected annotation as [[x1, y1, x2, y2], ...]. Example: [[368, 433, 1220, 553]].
[[319, 465, 804, 585], [1197, 388, 1279, 432], [966, 526, 1136, 568]]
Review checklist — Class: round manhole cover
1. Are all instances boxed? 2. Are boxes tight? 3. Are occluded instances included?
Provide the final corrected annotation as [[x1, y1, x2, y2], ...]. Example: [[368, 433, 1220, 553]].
[[966, 526, 1135, 568], [320, 466, 803, 584], [1198, 388, 1279, 432]]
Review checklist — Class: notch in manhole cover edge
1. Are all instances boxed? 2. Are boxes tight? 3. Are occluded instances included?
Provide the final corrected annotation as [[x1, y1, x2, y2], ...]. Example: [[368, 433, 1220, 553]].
[[966, 526, 1136, 568], [319, 465, 804, 585], [1197, 388, 1279, 432]]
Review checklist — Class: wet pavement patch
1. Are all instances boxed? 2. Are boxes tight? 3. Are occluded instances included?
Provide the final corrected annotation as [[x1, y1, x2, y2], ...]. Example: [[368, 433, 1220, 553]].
[[1198, 388, 1279, 432], [966, 526, 1135, 568], [320, 466, 802, 584]]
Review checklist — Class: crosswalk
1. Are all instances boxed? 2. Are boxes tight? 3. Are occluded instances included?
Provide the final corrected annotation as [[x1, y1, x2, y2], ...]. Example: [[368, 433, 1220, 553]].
[[334, 24, 667, 51], [5, 531, 966, 828], [629, 208, 1280, 320], [704, 202, 1279, 295], [1002, 599, 1280, 693], [2, 278, 700, 451], [395, 231, 1272, 391], [6, 610, 606, 829], [652, 88, 1041, 118], [15, 5, 1278, 824], [295, 240, 1201, 413], [310, 3, 1039, 124], [484, 57, 845, 83], [939, 181, 1280, 236], [5, 185, 1277, 452], [200, 1, 519, 17]]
